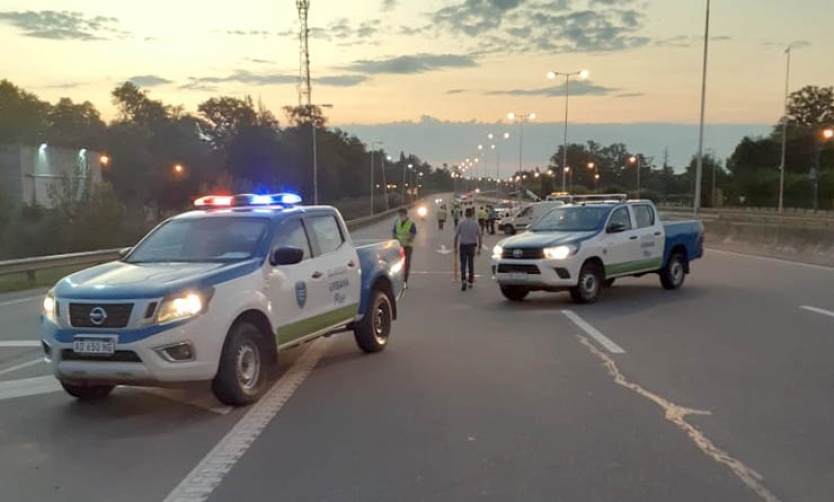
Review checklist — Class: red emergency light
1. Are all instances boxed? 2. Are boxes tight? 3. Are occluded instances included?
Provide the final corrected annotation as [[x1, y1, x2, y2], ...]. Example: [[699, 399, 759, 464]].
[[194, 195, 233, 207]]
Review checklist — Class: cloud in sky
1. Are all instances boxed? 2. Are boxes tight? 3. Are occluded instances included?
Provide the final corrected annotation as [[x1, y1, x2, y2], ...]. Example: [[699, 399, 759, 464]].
[[486, 81, 618, 97], [128, 75, 172, 87], [382, 0, 398, 11], [181, 70, 368, 90], [341, 53, 478, 75], [0, 10, 126, 41]]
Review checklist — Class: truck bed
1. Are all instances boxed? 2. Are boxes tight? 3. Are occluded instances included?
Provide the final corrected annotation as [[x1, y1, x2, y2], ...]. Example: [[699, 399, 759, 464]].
[[663, 220, 704, 265], [353, 238, 405, 318]]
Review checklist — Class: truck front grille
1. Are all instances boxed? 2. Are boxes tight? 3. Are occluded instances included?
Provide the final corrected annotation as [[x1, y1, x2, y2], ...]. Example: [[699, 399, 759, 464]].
[[502, 248, 544, 259], [69, 303, 133, 328]]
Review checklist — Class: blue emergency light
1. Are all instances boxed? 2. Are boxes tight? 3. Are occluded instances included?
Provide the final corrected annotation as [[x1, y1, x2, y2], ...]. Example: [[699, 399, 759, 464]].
[[194, 193, 302, 208]]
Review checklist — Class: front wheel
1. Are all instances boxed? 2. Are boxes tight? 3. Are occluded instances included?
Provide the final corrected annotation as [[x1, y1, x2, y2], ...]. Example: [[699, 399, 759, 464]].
[[503, 225, 516, 235], [500, 285, 529, 302], [212, 322, 269, 406], [354, 290, 393, 353], [60, 381, 114, 401], [660, 253, 686, 290], [570, 262, 604, 304]]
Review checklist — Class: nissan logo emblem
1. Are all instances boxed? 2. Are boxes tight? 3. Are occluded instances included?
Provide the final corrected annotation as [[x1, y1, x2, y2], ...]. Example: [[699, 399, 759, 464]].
[[513, 249, 523, 258], [89, 307, 108, 326]]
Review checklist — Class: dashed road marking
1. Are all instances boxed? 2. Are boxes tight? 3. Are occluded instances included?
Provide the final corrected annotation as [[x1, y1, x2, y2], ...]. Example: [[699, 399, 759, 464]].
[[799, 305, 834, 319], [562, 310, 626, 354], [576, 335, 781, 502], [163, 338, 332, 502], [0, 341, 41, 348], [0, 295, 42, 308], [0, 358, 44, 377], [0, 376, 62, 401], [709, 249, 834, 272]]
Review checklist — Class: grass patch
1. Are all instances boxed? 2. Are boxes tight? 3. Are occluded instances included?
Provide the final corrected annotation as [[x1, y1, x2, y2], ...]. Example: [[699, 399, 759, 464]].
[[0, 264, 90, 295]]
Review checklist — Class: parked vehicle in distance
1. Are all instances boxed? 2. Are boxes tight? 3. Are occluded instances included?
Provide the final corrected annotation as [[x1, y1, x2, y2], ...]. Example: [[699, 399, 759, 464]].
[[40, 193, 405, 406], [492, 197, 704, 303], [499, 201, 566, 235]]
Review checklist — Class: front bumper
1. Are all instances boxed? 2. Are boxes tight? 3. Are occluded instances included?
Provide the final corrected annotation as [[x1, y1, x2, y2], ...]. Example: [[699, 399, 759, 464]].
[[492, 258, 580, 289], [40, 314, 222, 386]]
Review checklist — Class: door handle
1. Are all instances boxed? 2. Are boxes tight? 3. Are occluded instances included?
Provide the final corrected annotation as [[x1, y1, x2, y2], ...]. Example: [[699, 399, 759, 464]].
[[347, 260, 356, 268], [629, 236, 638, 240], [654, 231, 662, 236], [311, 271, 323, 279]]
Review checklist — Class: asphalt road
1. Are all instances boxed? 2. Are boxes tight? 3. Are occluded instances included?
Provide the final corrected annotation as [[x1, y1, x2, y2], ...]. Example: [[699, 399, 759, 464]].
[[1, 200, 834, 501]]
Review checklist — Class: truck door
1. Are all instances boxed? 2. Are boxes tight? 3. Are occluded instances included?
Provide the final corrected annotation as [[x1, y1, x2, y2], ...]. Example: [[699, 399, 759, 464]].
[[306, 213, 361, 327], [600, 206, 641, 276], [633, 203, 664, 269], [267, 217, 322, 346], [515, 206, 533, 230]]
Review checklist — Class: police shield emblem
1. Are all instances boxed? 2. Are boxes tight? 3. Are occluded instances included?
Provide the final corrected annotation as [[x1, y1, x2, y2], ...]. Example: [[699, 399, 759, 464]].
[[295, 281, 307, 308]]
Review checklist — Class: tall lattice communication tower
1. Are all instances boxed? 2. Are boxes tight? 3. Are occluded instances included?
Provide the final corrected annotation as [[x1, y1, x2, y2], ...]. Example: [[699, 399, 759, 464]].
[[296, 0, 312, 114]]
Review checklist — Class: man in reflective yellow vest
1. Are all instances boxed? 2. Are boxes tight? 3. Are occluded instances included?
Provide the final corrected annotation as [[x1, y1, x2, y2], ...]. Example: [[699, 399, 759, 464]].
[[393, 208, 417, 288]]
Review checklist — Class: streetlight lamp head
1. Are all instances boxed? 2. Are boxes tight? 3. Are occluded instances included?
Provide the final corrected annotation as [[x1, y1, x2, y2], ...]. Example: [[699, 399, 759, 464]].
[[587, 162, 595, 169], [824, 128, 834, 140], [503, 132, 510, 139], [488, 133, 494, 139], [490, 144, 496, 149], [529, 112, 537, 120], [564, 167, 570, 173], [579, 70, 590, 80], [547, 71, 558, 80], [478, 144, 483, 150], [99, 155, 110, 166], [507, 112, 515, 121], [594, 174, 600, 180], [629, 156, 637, 163]]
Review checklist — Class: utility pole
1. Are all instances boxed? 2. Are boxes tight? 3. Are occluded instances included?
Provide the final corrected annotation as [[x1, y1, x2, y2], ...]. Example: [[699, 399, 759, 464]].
[[778, 44, 793, 212], [694, 0, 710, 215]]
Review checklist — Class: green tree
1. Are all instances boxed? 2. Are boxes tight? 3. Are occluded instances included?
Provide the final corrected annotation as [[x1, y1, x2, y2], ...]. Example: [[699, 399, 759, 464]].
[[786, 85, 834, 128], [46, 98, 107, 150], [0, 79, 50, 144]]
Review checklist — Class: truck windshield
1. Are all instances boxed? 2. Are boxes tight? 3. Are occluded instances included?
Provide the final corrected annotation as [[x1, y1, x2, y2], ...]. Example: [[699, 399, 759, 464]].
[[126, 217, 270, 263], [531, 206, 611, 232]]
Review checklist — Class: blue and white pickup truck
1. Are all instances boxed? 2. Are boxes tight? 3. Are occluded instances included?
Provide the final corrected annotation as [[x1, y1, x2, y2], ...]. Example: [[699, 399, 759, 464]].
[[491, 198, 704, 303], [40, 193, 405, 405]]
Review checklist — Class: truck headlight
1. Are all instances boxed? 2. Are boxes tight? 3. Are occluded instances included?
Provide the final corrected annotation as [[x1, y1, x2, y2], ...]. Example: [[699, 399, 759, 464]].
[[492, 245, 503, 259], [544, 245, 577, 260], [156, 291, 211, 325], [43, 290, 57, 322]]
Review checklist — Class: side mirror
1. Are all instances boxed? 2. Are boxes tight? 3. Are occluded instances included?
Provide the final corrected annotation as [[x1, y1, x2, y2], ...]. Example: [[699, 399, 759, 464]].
[[270, 246, 304, 266], [118, 247, 132, 258], [607, 222, 626, 234]]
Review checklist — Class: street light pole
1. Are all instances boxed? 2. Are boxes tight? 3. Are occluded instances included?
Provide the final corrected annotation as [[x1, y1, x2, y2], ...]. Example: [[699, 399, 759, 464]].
[[779, 44, 794, 212], [629, 156, 641, 197], [507, 113, 535, 175], [694, 0, 710, 215], [369, 140, 382, 215], [547, 69, 589, 193]]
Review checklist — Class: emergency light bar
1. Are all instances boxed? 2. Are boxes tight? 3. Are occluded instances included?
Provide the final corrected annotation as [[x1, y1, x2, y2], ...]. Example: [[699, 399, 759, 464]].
[[194, 193, 302, 208]]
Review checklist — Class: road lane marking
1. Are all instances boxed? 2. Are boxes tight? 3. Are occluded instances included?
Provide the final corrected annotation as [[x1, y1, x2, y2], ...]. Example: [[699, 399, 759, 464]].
[[163, 338, 332, 502], [562, 310, 626, 354], [576, 335, 781, 502], [0, 295, 42, 308], [0, 376, 62, 401], [0, 341, 41, 348], [708, 249, 834, 272], [0, 358, 44, 377], [142, 388, 232, 415], [799, 305, 834, 319]]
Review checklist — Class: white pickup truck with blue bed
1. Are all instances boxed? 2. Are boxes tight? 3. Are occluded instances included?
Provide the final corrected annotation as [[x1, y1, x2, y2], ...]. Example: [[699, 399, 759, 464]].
[[492, 197, 704, 303], [40, 193, 405, 405]]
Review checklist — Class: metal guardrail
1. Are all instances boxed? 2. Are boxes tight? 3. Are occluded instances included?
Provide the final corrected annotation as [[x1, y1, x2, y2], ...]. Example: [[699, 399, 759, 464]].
[[0, 201, 427, 289]]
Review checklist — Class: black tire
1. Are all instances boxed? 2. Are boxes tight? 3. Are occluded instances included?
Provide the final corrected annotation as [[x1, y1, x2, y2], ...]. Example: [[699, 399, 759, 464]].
[[504, 225, 516, 235], [60, 381, 114, 401], [604, 278, 616, 288], [660, 252, 686, 290], [570, 262, 604, 304], [354, 289, 393, 353], [212, 321, 269, 406], [500, 285, 529, 302]]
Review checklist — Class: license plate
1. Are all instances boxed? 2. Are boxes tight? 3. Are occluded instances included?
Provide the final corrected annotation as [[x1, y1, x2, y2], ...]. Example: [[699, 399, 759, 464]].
[[73, 336, 116, 355], [510, 272, 529, 282]]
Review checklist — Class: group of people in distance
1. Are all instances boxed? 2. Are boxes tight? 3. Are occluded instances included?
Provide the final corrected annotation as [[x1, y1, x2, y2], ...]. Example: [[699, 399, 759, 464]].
[[394, 197, 496, 294]]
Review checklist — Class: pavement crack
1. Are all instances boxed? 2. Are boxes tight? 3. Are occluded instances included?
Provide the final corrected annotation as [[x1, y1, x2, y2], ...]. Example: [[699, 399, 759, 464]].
[[576, 335, 781, 502]]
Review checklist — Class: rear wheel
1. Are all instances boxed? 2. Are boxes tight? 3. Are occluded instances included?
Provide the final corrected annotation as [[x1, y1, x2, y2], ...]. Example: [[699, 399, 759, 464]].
[[660, 253, 686, 290], [570, 262, 603, 304], [354, 289, 392, 353], [212, 321, 269, 406], [500, 285, 529, 302], [60, 381, 114, 401], [504, 225, 516, 235]]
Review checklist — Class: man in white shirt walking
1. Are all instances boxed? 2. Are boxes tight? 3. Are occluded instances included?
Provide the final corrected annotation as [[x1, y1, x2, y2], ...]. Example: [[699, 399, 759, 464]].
[[454, 207, 483, 291]]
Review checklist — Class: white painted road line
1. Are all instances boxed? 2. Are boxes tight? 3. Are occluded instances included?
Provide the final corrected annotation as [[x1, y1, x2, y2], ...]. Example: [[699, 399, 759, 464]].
[[0, 341, 41, 348], [709, 249, 834, 272], [562, 310, 626, 354], [163, 338, 332, 502], [0, 358, 44, 377], [799, 305, 834, 319], [0, 295, 42, 308], [0, 376, 62, 401]]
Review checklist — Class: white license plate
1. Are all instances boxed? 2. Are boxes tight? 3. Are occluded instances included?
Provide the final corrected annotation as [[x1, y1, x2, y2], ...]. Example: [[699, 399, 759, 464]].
[[510, 272, 529, 282], [73, 336, 116, 355]]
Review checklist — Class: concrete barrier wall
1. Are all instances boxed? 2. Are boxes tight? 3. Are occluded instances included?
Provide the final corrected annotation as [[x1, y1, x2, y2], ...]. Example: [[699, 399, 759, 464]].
[[703, 220, 834, 266]]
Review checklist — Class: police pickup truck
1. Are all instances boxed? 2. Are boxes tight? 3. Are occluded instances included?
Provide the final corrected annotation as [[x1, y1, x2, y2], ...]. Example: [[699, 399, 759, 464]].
[[40, 193, 405, 405], [492, 197, 704, 303]]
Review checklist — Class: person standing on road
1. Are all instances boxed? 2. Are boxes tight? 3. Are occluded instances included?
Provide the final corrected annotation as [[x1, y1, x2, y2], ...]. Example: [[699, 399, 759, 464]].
[[393, 208, 417, 288], [487, 205, 497, 235], [452, 203, 462, 228], [454, 207, 482, 291], [477, 206, 488, 233], [437, 203, 448, 230]]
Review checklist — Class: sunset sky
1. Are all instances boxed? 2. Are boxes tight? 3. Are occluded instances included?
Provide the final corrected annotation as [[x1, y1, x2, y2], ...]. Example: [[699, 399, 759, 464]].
[[2, 0, 832, 171]]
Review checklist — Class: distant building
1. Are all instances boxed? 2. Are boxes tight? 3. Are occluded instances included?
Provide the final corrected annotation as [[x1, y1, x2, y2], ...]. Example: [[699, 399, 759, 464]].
[[0, 143, 104, 209]]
